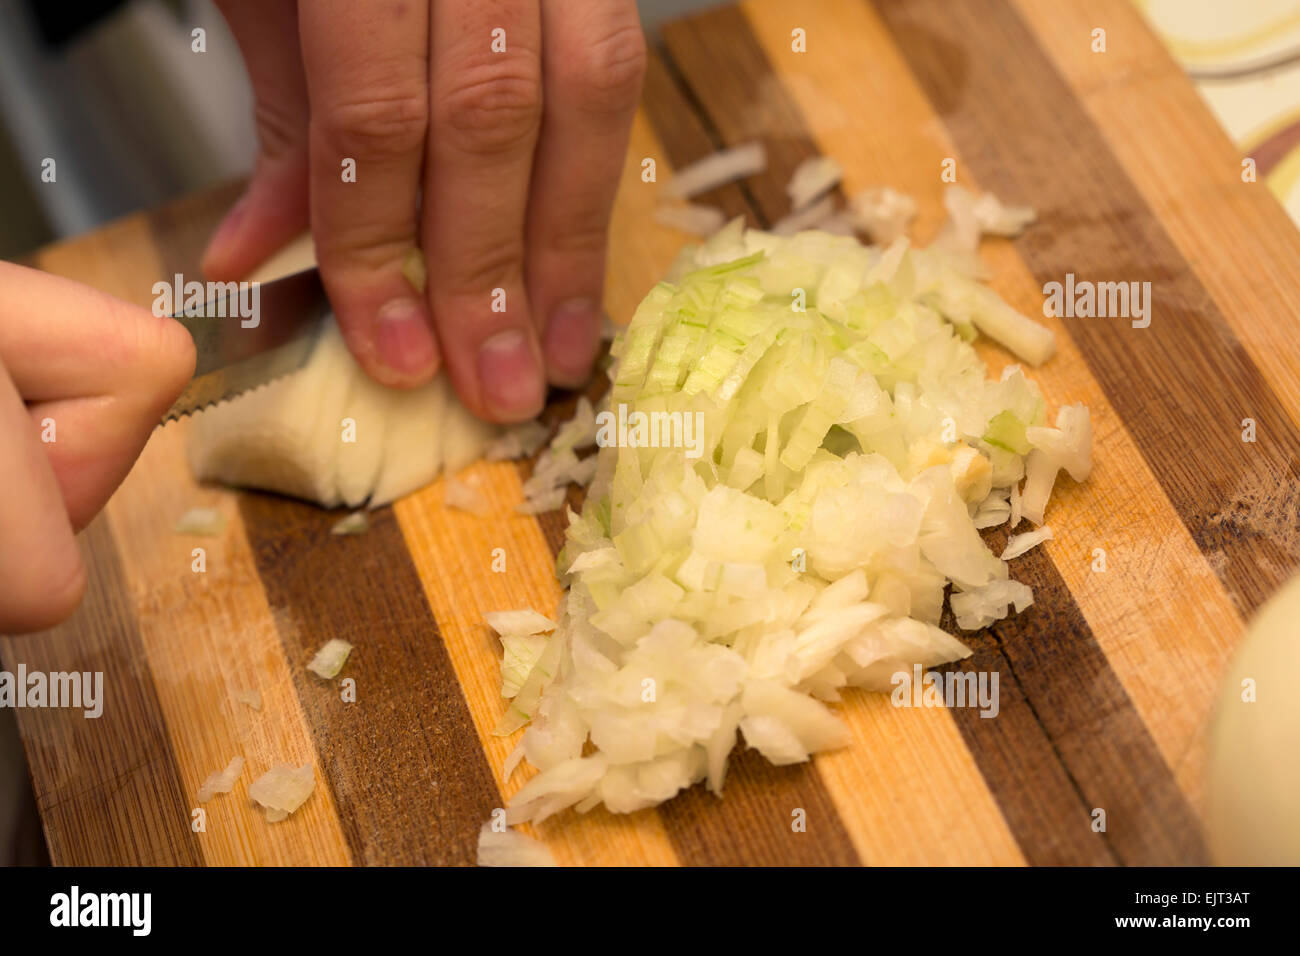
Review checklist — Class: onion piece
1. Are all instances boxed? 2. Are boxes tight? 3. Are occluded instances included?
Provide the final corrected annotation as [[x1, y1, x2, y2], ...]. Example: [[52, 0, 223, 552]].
[[234, 689, 262, 711], [174, 507, 225, 535], [330, 511, 369, 536], [476, 822, 557, 867], [771, 194, 837, 236], [654, 203, 727, 237], [501, 634, 549, 698], [197, 755, 245, 803], [401, 247, 427, 293], [951, 580, 1034, 631], [485, 609, 557, 638], [787, 156, 843, 210], [484, 421, 551, 462], [444, 475, 488, 515], [248, 763, 315, 822], [307, 638, 353, 679], [847, 186, 916, 243], [662, 142, 766, 199], [1002, 525, 1053, 560]]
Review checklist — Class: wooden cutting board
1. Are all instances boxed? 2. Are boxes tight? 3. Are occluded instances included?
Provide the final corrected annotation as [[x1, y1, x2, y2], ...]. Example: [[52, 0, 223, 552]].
[[5, 0, 1300, 866]]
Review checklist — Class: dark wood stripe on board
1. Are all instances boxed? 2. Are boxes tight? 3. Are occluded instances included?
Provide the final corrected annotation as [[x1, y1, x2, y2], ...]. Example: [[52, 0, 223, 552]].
[[0, 517, 203, 865], [239, 497, 502, 865], [145, 199, 502, 866], [875, 0, 1300, 616], [663, 4, 1207, 864]]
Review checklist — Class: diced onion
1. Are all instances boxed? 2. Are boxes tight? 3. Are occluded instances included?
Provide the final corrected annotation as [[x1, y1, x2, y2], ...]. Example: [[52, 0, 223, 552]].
[[1001, 525, 1053, 560], [476, 822, 557, 867], [234, 689, 262, 711], [330, 511, 370, 535], [490, 195, 1089, 822], [402, 247, 427, 294], [485, 421, 551, 462], [248, 763, 315, 821], [654, 203, 727, 237], [307, 638, 353, 679], [771, 195, 837, 236], [197, 755, 245, 803], [847, 186, 916, 243], [485, 609, 557, 638], [444, 475, 488, 515], [174, 507, 225, 535], [663, 142, 766, 199], [787, 156, 843, 211]]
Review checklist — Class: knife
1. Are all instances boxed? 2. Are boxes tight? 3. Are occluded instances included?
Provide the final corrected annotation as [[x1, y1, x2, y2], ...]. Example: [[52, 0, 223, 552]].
[[161, 267, 331, 424]]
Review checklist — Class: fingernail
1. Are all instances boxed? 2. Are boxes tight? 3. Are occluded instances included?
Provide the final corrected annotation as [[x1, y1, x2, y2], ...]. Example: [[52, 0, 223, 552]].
[[478, 329, 544, 420], [544, 298, 601, 386], [375, 298, 437, 379]]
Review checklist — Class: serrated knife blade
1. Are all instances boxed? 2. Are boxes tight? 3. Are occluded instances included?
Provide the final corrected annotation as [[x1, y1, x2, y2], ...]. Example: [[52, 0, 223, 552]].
[[160, 267, 330, 424]]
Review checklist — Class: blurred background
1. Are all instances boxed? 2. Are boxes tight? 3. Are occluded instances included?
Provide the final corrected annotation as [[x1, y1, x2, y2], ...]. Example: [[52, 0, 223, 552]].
[[1, 0, 1298, 863]]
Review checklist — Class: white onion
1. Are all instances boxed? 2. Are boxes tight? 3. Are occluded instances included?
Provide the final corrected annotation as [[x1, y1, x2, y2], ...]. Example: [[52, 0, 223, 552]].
[[330, 511, 369, 535], [1001, 525, 1053, 560], [654, 203, 727, 237], [248, 763, 315, 822], [197, 755, 244, 802], [306, 638, 352, 679], [847, 186, 916, 243], [663, 142, 766, 199], [476, 822, 557, 867], [771, 195, 837, 236], [787, 156, 843, 210], [444, 475, 488, 515], [490, 205, 1089, 821], [174, 507, 225, 535]]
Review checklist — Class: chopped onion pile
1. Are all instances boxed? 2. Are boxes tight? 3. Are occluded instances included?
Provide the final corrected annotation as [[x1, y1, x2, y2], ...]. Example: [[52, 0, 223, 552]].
[[197, 755, 245, 803], [248, 763, 315, 823], [307, 638, 353, 679], [476, 823, 557, 867], [491, 212, 1091, 822]]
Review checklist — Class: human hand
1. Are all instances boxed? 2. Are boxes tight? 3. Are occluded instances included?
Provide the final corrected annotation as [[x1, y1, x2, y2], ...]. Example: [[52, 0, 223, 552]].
[[0, 263, 195, 632], [202, 0, 646, 422]]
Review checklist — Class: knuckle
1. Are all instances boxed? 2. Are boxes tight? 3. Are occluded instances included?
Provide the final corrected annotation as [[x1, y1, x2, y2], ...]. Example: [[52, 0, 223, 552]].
[[562, 23, 646, 114], [436, 57, 542, 155], [441, 239, 525, 297], [319, 87, 428, 157], [547, 220, 608, 258], [253, 96, 305, 159]]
